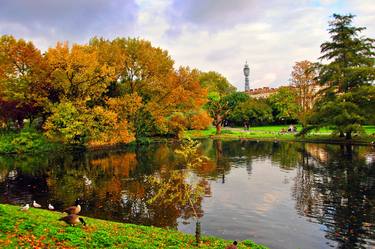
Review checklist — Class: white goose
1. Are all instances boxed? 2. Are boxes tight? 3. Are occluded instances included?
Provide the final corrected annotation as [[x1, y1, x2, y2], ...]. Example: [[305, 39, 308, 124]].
[[20, 204, 30, 211], [48, 203, 55, 210], [33, 200, 42, 208]]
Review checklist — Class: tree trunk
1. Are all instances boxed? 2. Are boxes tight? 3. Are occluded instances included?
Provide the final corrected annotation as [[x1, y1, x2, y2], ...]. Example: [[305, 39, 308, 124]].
[[339, 131, 345, 137], [214, 114, 222, 135], [215, 123, 222, 135], [195, 220, 201, 245], [345, 131, 352, 140]]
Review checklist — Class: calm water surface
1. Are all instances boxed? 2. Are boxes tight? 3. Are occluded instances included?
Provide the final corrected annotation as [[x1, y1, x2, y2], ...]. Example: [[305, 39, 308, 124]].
[[0, 140, 374, 249]]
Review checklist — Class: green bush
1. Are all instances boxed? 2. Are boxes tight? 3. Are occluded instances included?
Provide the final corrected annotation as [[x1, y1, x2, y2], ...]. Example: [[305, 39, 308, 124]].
[[0, 128, 62, 154]]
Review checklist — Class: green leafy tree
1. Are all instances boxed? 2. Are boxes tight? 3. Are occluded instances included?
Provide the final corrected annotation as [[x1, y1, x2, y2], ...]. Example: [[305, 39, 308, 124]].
[[311, 14, 375, 139], [199, 71, 236, 96], [229, 98, 273, 126], [206, 92, 248, 134], [268, 87, 299, 123]]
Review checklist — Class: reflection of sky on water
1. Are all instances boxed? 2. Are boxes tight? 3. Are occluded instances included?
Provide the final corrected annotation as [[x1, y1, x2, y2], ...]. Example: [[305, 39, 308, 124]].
[[0, 141, 374, 249], [180, 162, 334, 249]]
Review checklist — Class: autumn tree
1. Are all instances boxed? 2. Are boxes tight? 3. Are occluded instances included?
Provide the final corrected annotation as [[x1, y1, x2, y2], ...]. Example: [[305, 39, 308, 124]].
[[96, 38, 207, 138], [45, 42, 115, 105], [147, 138, 209, 244], [0, 35, 50, 127], [43, 42, 134, 145], [290, 60, 318, 128], [311, 14, 375, 139]]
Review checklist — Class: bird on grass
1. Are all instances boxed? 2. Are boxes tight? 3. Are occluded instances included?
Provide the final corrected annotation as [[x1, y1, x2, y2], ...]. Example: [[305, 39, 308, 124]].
[[20, 204, 29, 211], [225, 241, 238, 249], [48, 203, 55, 210], [63, 199, 81, 214], [59, 214, 86, 226], [33, 200, 41, 208]]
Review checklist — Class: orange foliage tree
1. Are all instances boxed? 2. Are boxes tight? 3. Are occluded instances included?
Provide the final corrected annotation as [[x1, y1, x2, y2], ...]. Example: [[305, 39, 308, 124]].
[[0, 35, 51, 127], [1, 36, 210, 146], [91, 38, 208, 138]]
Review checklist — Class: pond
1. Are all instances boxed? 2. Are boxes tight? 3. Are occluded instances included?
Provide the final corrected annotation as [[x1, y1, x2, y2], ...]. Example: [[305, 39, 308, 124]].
[[0, 139, 374, 249]]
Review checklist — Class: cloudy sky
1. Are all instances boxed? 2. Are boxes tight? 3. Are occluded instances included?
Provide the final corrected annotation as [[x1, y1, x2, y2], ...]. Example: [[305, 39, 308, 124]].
[[0, 0, 374, 90]]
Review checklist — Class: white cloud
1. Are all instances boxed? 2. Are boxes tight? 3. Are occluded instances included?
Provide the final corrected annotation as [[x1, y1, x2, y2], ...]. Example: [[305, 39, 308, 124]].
[[0, 0, 373, 90]]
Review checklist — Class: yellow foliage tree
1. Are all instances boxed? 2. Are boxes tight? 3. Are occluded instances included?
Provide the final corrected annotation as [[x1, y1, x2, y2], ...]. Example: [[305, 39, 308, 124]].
[[45, 42, 116, 106]]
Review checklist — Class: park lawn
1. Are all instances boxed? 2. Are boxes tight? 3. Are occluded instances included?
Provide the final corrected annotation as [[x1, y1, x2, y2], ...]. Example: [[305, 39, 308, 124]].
[[0, 204, 267, 249], [243, 125, 375, 134], [184, 125, 375, 144]]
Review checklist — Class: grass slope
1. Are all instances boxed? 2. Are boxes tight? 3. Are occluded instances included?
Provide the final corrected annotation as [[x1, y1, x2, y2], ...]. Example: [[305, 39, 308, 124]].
[[0, 204, 267, 249]]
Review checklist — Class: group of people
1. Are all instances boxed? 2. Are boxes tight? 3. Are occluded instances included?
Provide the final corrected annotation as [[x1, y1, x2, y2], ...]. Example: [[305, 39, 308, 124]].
[[280, 125, 297, 134]]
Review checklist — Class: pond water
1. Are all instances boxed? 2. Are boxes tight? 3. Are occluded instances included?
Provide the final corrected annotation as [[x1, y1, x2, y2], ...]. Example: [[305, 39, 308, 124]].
[[0, 140, 374, 249]]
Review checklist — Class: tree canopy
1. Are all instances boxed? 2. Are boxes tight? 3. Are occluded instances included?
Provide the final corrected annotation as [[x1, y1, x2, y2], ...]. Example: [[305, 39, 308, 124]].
[[310, 14, 375, 139], [0, 35, 210, 145]]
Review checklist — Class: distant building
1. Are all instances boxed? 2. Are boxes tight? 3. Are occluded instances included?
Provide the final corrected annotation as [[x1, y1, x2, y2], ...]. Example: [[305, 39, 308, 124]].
[[242, 62, 281, 98], [241, 62, 321, 101], [245, 87, 279, 99]]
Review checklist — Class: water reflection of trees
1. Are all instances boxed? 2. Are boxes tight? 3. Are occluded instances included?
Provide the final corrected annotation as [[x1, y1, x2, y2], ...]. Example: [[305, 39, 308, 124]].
[[1, 140, 374, 247], [293, 144, 375, 248], [0, 143, 208, 229]]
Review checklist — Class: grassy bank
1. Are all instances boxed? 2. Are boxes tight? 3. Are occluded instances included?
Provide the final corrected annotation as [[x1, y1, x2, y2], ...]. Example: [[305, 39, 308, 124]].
[[0, 128, 63, 154], [0, 204, 267, 249], [184, 126, 375, 145]]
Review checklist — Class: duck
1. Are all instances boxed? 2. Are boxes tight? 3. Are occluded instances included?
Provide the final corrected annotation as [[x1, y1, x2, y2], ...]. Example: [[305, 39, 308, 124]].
[[20, 204, 29, 211], [63, 199, 81, 214], [33, 200, 42, 208], [48, 203, 55, 210], [59, 214, 86, 226], [225, 241, 238, 249]]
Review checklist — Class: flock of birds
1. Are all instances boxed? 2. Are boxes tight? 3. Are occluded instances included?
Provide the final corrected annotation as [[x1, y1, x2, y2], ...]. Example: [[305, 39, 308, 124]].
[[20, 198, 86, 226], [20, 199, 239, 248]]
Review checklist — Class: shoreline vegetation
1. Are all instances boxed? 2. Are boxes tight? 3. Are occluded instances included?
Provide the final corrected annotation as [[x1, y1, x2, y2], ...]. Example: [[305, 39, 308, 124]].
[[0, 204, 267, 249], [1, 125, 374, 154]]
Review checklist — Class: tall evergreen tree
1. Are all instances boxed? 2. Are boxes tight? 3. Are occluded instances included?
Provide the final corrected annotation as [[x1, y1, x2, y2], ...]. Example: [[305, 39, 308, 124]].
[[311, 14, 375, 139]]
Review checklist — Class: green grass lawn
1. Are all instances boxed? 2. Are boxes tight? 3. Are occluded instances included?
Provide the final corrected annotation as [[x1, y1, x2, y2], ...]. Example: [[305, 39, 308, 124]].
[[239, 125, 375, 134], [0, 204, 267, 249], [184, 125, 375, 144]]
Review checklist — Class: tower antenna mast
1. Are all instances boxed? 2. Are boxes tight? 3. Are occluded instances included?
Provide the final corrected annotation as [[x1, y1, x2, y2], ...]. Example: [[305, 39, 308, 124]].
[[243, 61, 250, 91]]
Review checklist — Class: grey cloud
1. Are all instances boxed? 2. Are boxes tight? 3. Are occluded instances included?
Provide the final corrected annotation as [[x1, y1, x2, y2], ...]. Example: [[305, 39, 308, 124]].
[[167, 0, 312, 31], [0, 0, 138, 46], [168, 0, 264, 30]]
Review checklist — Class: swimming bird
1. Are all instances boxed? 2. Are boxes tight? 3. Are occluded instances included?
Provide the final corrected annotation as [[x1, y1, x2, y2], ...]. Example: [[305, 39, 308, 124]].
[[63, 199, 81, 214], [33, 200, 42, 208], [59, 214, 86, 226], [225, 241, 238, 249], [48, 203, 55, 210], [20, 204, 29, 211]]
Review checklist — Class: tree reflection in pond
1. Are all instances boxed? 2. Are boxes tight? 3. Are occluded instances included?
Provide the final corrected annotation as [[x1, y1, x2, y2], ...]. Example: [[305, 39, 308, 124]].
[[0, 140, 374, 248], [293, 144, 375, 248]]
